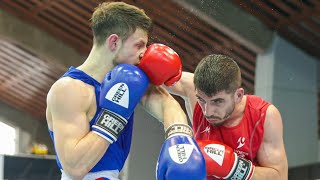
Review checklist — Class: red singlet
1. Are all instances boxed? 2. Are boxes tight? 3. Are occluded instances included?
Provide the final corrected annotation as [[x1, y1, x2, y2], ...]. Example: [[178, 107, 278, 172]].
[[193, 95, 270, 165]]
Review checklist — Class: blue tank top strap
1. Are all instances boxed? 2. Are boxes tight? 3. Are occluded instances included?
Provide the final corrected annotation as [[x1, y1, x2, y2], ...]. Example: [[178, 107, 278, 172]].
[[62, 66, 101, 99], [62, 67, 99, 85]]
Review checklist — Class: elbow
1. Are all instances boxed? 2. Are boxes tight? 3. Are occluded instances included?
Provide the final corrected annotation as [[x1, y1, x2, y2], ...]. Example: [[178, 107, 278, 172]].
[[57, 150, 91, 178], [62, 165, 89, 180], [60, 158, 90, 179]]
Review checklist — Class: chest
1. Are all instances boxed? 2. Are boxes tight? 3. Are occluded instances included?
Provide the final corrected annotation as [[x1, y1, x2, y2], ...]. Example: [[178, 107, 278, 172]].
[[195, 122, 251, 150], [194, 116, 263, 162]]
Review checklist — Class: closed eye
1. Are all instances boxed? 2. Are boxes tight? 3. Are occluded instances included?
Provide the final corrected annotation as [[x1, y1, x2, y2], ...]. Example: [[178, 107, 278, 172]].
[[213, 99, 223, 103], [210, 99, 225, 106], [136, 41, 146, 50], [196, 97, 206, 104]]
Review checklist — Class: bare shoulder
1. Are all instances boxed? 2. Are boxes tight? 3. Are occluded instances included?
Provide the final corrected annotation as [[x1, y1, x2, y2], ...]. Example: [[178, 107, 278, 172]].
[[259, 104, 283, 147], [264, 105, 283, 134], [46, 77, 94, 127], [47, 77, 93, 105], [165, 72, 193, 96], [266, 105, 282, 121], [182, 71, 194, 81]]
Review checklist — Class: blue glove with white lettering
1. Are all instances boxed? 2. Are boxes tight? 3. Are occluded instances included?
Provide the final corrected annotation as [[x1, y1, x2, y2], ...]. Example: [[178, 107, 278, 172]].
[[156, 124, 206, 180], [91, 64, 149, 143]]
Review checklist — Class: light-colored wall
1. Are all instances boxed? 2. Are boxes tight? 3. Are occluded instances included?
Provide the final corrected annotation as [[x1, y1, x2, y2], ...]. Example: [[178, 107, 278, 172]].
[[0, 10, 84, 67], [128, 105, 165, 180], [255, 35, 318, 168], [174, 0, 274, 53]]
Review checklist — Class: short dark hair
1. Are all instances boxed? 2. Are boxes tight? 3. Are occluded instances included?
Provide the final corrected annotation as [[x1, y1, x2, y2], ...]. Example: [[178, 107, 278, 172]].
[[194, 54, 241, 96], [90, 2, 152, 46]]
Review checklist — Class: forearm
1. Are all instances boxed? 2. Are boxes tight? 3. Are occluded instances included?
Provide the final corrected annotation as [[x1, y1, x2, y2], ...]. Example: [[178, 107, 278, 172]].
[[162, 95, 188, 130], [252, 166, 287, 180], [58, 132, 109, 178], [141, 85, 188, 130]]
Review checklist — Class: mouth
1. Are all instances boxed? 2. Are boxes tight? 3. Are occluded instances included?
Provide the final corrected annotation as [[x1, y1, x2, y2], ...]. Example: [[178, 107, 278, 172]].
[[206, 118, 220, 123]]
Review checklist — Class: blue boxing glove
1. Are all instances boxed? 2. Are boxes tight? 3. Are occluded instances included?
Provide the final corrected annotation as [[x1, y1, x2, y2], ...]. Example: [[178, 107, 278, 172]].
[[156, 124, 206, 180], [91, 64, 149, 143]]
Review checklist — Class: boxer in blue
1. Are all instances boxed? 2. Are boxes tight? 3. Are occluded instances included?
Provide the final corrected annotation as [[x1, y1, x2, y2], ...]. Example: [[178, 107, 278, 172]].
[[46, 2, 205, 180]]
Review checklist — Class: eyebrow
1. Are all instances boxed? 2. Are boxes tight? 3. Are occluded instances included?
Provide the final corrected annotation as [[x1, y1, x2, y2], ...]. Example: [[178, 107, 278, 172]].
[[196, 95, 223, 102], [211, 98, 224, 102], [136, 39, 147, 46]]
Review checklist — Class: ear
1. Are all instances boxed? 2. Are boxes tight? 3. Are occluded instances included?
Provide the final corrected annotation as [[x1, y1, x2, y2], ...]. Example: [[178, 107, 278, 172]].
[[234, 88, 244, 103], [107, 34, 120, 52]]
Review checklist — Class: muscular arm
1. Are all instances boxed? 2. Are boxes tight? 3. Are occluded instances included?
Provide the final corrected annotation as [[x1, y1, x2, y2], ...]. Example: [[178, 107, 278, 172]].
[[252, 105, 288, 180], [140, 85, 187, 130], [47, 78, 110, 179], [165, 72, 197, 122]]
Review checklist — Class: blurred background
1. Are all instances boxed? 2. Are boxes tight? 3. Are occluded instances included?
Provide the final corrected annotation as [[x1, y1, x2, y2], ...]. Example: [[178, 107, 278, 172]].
[[0, 0, 319, 179]]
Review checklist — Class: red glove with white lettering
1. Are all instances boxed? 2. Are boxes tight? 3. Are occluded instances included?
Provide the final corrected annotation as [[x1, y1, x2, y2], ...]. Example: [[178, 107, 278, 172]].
[[138, 43, 182, 86], [197, 140, 255, 180]]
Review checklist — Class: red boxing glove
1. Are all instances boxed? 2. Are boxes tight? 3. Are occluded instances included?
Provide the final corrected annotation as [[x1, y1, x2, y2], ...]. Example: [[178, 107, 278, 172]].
[[138, 43, 182, 86], [197, 140, 255, 180]]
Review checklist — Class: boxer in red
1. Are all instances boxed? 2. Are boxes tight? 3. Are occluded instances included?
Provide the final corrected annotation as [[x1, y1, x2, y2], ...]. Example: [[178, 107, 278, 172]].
[[166, 54, 288, 179]]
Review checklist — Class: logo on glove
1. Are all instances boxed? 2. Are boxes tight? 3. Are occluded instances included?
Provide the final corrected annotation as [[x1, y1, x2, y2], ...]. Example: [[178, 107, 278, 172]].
[[168, 144, 194, 164], [203, 144, 225, 166], [95, 110, 128, 140], [227, 157, 252, 180], [105, 83, 129, 108]]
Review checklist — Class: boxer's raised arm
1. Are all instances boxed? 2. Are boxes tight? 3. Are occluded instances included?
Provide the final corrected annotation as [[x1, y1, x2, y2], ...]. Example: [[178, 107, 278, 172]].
[[138, 44, 198, 122], [165, 72, 197, 120], [140, 83, 207, 180], [140, 85, 187, 130], [138, 44, 207, 179]]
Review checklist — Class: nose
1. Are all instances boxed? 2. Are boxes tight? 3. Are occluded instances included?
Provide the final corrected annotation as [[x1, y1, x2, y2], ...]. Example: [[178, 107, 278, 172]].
[[139, 53, 144, 60], [138, 47, 147, 63], [203, 103, 214, 117], [140, 47, 147, 58]]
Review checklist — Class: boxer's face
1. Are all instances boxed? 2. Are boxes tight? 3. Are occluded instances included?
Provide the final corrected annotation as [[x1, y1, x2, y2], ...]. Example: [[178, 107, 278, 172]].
[[113, 28, 148, 66], [196, 89, 236, 126]]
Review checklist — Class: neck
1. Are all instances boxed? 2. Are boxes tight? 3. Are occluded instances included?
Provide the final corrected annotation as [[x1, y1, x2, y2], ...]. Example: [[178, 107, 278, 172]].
[[223, 95, 247, 127], [77, 45, 115, 83]]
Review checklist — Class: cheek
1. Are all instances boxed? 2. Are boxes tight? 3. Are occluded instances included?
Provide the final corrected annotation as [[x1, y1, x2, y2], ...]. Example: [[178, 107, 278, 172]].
[[214, 106, 225, 116], [119, 59, 133, 65], [126, 49, 139, 59], [224, 104, 234, 114], [116, 49, 132, 63]]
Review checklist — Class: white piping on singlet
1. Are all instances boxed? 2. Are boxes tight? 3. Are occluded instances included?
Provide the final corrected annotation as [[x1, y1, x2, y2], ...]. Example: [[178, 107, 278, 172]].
[[249, 112, 264, 162], [61, 169, 120, 180]]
